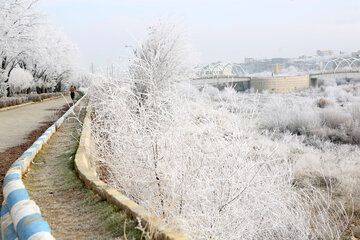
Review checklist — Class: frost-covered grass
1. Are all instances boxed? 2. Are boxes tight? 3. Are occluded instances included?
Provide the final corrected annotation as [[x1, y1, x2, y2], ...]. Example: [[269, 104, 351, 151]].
[[88, 22, 349, 239], [197, 83, 360, 238], [260, 82, 360, 144]]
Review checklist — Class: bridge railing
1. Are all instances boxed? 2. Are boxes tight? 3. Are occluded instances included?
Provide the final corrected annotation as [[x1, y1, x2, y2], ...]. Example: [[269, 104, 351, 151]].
[[322, 57, 360, 73]]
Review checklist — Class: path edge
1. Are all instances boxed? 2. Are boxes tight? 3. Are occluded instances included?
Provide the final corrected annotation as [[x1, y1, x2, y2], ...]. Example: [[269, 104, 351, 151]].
[[74, 105, 190, 240], [0, 94, 64, 113], [0, 96, 86, 240]]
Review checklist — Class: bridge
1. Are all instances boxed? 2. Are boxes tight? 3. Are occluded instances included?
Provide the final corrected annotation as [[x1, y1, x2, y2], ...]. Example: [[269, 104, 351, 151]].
[[192, 75, 251, 91], [310, 70, 360, 80], [193, 58, 360, 93]]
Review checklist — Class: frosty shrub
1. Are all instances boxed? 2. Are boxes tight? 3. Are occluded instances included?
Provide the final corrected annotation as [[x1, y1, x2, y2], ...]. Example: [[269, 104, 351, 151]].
[[352, 128, 360, 143], [89, 22, 347, 239], [201, 85, 240, 103], [201, 84, 221, 100], [261, 88, 360, 145], [350, 103, 360, 126], [317, 97, 334, 108], [261, 96, 320, 134], [320, 108, 351, 129], [323, 86, 353, 103], [0, 93, 61, 108], [8, 68, 34, 94]]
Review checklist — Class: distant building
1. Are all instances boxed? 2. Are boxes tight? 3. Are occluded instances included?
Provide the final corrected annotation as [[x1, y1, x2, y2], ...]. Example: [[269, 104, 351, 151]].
[[317, 50, 334, 57], [319, 62, 324, 71], [270, 58, 290, 63], [298, 55, 311, 60], [244, 57, 255, 63], [352, 50, 360, 58]]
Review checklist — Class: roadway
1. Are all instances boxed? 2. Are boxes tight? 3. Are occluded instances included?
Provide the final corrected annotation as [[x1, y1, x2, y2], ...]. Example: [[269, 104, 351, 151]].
[[0, 96, 72, 152]]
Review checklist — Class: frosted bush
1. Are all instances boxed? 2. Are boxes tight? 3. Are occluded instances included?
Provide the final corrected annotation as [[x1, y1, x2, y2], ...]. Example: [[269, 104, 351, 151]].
[[8, 68, 34, 94], [317, 98, 334, 108], [320, 109, 351, 129], [350, 103, 360, 127], [261, 96, 320, 134], [323, 86, 353, 103], [200, 84, 221, 101], [218, 87, 238, 102], [355, 84, 360, 96], [89, 22, 347, 239], [352, 128, 360, 143], [261, 87, 360, 144]]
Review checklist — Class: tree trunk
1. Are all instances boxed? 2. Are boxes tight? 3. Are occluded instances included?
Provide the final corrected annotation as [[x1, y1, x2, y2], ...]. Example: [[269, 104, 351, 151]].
[[36, 87, 41, 94], [55, 81, 62, 92]]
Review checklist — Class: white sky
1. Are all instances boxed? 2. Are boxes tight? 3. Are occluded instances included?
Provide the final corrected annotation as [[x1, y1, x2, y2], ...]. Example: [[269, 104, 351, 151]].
[[37, 0, 360, 69]]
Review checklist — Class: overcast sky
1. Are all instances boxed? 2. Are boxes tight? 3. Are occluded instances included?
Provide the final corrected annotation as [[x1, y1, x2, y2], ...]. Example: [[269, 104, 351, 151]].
[[37, 0, 360, 69]]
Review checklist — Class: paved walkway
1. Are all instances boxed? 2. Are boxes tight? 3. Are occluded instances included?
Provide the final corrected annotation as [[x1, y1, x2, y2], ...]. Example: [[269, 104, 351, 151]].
[[0, 96, 72, 152]]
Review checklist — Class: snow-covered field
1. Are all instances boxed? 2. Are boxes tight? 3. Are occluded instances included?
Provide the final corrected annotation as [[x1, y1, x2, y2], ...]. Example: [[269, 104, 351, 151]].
[[88, 22, 358, 239], [201, 80, 360, 238], [257, 80, 360, 197], [207, 81, 360, 206]]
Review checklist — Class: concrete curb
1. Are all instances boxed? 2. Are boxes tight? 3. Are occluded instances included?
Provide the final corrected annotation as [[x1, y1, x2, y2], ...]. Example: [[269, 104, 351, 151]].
[[0, 95, 65, 113], [0, 96, 86, 240], [74, 106, 190, 240]]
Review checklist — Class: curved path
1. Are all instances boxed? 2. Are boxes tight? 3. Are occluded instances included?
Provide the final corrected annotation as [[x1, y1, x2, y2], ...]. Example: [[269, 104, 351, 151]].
[[0, 96, 72, 152]]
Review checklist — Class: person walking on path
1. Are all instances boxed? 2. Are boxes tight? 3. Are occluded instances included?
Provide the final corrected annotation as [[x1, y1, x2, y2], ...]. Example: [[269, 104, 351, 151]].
[[70, 85, 75, 102]]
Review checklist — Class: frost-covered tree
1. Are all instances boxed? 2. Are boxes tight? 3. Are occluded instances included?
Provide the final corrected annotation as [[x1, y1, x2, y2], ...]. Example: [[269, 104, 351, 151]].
[[25, 24, 80, 93], [8, 67, 34, 94], [0, 0, 40, 96], [130, 21, 193, 99], [0, 0, 80, 97], [0, 69, 7, 97]]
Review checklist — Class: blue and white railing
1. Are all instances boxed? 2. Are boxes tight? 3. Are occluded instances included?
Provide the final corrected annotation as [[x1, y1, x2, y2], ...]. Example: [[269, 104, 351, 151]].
[[1, 96, 86, 240]]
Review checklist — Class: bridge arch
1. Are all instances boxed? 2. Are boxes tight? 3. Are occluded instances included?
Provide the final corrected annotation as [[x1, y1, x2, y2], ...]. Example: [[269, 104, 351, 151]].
[[322, 57, 360, 73], [349, 58, 360, 69], [196, 62, 247, 78], [232, 63, 247, 75]]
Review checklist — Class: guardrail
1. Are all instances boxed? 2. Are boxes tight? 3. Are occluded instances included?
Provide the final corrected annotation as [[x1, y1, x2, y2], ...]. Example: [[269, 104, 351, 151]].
[[74, 105, 189, 240], [1, 96, 86, 240]]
